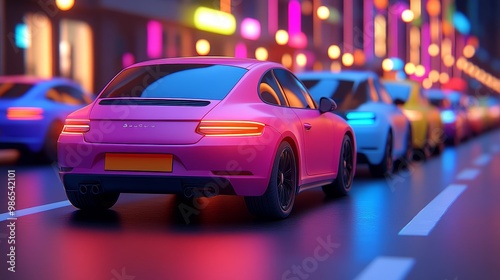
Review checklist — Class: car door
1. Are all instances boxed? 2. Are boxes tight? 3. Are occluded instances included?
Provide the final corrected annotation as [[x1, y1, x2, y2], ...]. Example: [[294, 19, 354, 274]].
[[273, 69, 338, 176]]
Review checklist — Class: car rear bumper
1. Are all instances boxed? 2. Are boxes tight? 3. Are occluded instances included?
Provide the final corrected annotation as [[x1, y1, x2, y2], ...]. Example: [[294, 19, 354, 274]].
[[351, 125, 385, 165], [58, 129, 281, 196], [0, 121, 47, 152]]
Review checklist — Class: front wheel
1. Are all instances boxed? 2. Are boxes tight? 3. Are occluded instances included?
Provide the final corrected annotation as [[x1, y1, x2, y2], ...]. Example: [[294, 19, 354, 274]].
[[323, 135, 354, 197], [245, 141, 297, 219]]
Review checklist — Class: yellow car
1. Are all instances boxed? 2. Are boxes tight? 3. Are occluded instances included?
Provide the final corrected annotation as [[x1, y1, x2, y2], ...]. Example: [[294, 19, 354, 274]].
[[383, 80, 445, 159]]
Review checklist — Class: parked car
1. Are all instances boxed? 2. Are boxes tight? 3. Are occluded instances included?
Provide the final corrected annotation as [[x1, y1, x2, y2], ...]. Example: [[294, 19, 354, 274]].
[[297, 71, 412, 177], [58, 57, 356, 219], [0, 76, 91, 161], [425, 89, 471, 145], [383, 79, 445, 159], [465, 95, 489, 135], [478, 96, 500, 130]]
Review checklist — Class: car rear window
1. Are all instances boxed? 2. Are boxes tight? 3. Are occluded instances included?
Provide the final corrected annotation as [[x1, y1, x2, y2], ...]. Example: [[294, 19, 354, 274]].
[[384, 82, 411, 102], [99, 64, 247, 100], [0, 83, 34, 99]]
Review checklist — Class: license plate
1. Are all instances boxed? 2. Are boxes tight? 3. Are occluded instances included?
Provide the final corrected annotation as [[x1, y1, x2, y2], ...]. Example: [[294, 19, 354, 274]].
[[105, 153, 173, 172]]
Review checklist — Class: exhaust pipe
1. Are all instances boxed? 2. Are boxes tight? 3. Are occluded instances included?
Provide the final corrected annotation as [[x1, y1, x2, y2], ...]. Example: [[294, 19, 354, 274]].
[[183, 187, 194, 198], [183, 186, 217, 198], [91, 184, 101, 195], [79, 185, 88, 194]]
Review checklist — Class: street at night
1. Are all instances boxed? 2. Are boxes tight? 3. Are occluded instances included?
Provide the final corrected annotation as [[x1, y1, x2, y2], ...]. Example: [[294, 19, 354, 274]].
[[2, 0, 500, 279], [1, 129, 500, 280]]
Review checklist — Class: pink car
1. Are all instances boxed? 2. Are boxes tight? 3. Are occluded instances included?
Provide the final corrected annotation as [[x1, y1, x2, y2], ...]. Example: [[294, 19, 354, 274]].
[[58, 57, 355, 219]]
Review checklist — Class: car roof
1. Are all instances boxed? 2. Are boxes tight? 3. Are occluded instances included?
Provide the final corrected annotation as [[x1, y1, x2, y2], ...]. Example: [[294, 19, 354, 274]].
[[296, 70, 379, 81], [131, 56, 283, 70]]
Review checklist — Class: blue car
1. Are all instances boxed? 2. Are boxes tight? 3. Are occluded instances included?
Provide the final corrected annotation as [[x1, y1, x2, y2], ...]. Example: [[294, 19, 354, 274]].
[[0, 76, 91, 161], [297, 71, 412, 177]]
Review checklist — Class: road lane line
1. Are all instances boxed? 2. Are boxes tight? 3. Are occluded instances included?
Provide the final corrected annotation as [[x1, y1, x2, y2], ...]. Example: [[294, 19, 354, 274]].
[[0, 200, 71, 222], [354, 256, 415, 280], [456, 169, 480, 180], [474, 154, 492, 166], [399, 185, 467, 236]]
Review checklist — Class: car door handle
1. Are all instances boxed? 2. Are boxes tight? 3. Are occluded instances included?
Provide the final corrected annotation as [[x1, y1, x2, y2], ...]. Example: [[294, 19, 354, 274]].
[[304, 123, 312, 131]]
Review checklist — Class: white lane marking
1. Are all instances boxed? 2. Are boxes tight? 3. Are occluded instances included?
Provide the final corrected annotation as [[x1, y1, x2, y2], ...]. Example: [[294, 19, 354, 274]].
[[354, 256, 415, 280], [0, 200, 71, 222], [399, 185, 467, 236], [456, 169, 480, 180], [474, 154, 492, 166]]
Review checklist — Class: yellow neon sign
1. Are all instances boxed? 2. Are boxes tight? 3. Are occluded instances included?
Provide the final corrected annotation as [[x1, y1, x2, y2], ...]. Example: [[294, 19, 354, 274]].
[[194, 7, 236, 35]]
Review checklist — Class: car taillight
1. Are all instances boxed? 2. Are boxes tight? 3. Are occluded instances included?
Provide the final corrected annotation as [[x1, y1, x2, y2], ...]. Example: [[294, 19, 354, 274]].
[[196, 121, 265, 136], [7, 107, 44, 120], [62, 119, 90, 134], [345, 112, 376, 125]]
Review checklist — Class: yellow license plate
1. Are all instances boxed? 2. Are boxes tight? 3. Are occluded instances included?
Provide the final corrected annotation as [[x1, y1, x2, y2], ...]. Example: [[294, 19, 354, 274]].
[[105, 153, 173, 172]]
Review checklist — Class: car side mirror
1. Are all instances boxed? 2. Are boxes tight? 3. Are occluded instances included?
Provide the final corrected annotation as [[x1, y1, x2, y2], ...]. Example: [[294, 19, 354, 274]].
[[394, 98, 406, 106], [319, 97, 337, 114]]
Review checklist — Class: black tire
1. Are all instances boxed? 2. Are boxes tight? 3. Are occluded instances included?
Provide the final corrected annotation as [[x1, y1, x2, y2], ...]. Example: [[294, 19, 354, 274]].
[[42, 121, 64, 162], [394, 126, 413, 171], [369, 132, 393, 177], [66, 190, 120, 211], [322, 134, 354, 197], [245, 141, 297, 219]]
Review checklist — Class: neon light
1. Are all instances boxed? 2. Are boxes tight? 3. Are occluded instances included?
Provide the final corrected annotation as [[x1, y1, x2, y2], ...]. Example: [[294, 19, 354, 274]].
[[15, 24, 30, 49], [275, 30, 289, 45], [268, 0, 278, 34], [147, 20, 162, 58], [288, 32, 307, 49], [343, 0, 353, 52], [220, 0, 231, 13], [388, 5, 398, 57], [194, 7, 236, 35], [56, 0, 74, 11], [122, 52, 135, 68], [241, 18, 261, 40], [441, 110, 456, 123], [374, 15, 386, 57], [234, 42, 247, 58], [288, 0, 301, 35], [196, 39, 210, 56], [364, 0, 374, 61]]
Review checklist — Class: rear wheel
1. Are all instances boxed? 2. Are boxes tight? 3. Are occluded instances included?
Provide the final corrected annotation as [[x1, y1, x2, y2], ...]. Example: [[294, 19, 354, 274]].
[[66, 190, 120, 211], [369, 132, 393, 177], [245, 142, 297, 219], [322, 135, 354, 197]]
